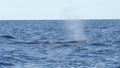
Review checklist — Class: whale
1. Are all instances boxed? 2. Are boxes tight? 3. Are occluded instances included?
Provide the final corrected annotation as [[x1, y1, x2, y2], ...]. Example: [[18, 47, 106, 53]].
[[8, 40, 87, 45]]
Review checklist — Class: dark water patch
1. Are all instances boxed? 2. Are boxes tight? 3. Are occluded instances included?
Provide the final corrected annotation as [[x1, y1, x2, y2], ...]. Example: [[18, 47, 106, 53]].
[[0, 62, 14, 66], [25, 41, 40, 44], [0, 35, 15, 39], [89, 42, 111, 46], [80, 54, 94, 58], [46, 60, 59, 63]]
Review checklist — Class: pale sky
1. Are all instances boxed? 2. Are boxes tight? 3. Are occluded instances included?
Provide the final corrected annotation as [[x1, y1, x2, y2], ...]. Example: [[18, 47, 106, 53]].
[[0, 0, 120, 20]]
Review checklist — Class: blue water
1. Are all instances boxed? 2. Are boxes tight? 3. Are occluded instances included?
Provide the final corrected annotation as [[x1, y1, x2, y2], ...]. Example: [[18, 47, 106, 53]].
[[0, 20, 120, 68]]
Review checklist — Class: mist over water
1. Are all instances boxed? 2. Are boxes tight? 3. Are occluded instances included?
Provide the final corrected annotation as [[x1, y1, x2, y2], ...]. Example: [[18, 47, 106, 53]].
[[65, 20, 87, 41], [62, 8, 87, 41]]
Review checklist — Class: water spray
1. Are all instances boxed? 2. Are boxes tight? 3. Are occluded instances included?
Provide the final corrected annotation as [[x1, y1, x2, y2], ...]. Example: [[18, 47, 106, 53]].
[[65, 20, 87, 42]]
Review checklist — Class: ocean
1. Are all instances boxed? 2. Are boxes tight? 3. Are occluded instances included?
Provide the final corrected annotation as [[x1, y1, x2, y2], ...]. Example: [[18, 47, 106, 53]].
[[0, 20, 120, 68]]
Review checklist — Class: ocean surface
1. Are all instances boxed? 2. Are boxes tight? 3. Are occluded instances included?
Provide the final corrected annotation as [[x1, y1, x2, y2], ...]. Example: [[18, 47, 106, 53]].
[[0, 20, 120, 68]]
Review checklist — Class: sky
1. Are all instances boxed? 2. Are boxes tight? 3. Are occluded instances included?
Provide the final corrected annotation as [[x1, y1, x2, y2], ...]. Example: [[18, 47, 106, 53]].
[[0, 0, 120, 20]]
